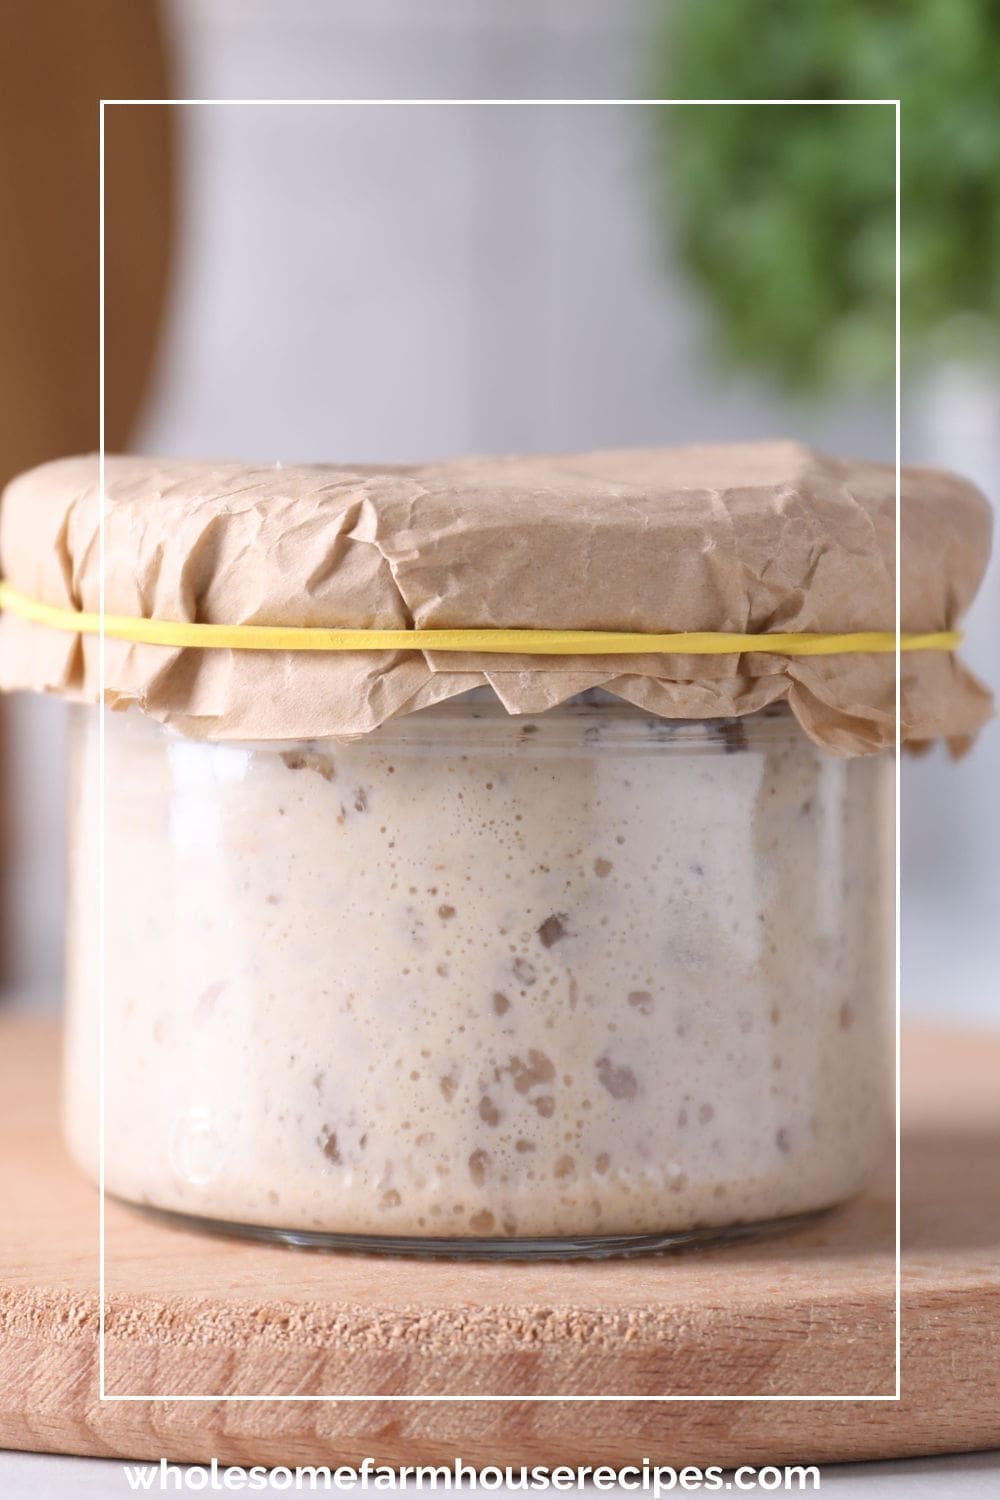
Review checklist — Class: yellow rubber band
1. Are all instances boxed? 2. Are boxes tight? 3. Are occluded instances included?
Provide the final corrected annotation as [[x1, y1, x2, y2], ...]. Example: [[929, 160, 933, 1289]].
[[0, 581, 962, 657]]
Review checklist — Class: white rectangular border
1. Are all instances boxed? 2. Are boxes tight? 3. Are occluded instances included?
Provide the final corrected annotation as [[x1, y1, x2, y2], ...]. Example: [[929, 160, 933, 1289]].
[[98, 96, 902, 1403]]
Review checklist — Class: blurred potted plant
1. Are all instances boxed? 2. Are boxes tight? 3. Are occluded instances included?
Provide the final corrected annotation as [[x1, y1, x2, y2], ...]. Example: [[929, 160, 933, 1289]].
[[652, 1, 1000, 486]]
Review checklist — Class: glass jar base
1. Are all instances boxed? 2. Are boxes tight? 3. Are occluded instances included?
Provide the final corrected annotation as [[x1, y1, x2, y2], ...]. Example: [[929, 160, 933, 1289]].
[[120, 1198, 832, 1260]]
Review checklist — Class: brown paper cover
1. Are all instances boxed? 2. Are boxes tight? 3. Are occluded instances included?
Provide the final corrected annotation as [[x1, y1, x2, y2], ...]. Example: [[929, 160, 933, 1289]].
[[0, 443, 992, 754]]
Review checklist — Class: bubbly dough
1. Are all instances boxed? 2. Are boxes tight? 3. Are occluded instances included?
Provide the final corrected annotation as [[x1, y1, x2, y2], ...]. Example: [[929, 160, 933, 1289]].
[[64, 695, 891, 1242]]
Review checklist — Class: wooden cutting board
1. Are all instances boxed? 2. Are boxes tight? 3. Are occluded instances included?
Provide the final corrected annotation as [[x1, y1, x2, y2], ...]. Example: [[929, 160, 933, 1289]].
[[1, 1019, 998, 1467]]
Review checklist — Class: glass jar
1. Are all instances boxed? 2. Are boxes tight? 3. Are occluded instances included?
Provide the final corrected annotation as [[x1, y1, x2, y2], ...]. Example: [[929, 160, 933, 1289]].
[[64, 692, 891, 1258]]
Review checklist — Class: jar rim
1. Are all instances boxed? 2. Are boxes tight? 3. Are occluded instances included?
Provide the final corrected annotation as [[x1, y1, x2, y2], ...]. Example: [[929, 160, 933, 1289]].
[[90, 693, 806, 758]]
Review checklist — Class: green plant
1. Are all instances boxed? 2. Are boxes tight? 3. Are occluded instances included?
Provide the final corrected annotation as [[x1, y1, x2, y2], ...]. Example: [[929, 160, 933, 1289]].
[[652, 1, 1000, 392]]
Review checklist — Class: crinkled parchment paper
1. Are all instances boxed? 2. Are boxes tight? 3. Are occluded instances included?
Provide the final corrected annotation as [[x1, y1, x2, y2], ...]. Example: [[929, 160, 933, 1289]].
[[0, 442, 992, 754]]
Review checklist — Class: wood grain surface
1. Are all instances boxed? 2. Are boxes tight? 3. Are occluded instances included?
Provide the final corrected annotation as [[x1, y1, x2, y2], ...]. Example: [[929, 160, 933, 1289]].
[[1, 1020, 998, 1467]]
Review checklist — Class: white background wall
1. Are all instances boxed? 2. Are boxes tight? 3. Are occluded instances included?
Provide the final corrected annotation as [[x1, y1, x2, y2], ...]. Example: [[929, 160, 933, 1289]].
[[4, 0, 997, 1023]]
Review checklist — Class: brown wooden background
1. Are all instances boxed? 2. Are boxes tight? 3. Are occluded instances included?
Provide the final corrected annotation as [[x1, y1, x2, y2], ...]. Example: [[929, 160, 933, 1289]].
[[0, 0, 174, 989]]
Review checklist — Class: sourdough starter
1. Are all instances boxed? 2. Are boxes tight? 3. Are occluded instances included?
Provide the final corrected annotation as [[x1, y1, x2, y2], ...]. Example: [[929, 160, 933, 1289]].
[[64, 695, 890, 1243]]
